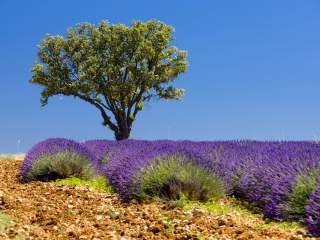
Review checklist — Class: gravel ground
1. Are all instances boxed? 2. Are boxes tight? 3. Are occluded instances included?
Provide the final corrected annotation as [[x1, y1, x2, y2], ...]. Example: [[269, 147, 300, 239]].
[[0, 159, 316, 240]]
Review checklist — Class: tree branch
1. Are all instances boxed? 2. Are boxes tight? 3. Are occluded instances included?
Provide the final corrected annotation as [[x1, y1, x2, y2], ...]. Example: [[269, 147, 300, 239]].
[[74, 93, 118, 131]]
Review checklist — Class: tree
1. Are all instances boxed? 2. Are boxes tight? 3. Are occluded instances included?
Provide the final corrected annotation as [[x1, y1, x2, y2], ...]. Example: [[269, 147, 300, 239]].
[[31, 20, 188, 140]]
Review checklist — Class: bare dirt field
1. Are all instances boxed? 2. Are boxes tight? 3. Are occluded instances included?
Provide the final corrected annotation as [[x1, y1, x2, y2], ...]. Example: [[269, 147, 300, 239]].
[[0, 158, 315, 240]]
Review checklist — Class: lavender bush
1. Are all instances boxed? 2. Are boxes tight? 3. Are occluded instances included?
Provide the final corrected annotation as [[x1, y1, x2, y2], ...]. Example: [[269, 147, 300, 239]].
[[131, 155, 225, 202], [238, 142, 320, 220], [102, 140, 224, 201], [305, 181, 320, 236], [21, 138, 98, 182]]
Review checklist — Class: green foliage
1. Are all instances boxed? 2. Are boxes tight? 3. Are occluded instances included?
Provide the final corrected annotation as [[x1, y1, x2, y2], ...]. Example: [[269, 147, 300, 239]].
[[162, 216, 173, 230], [175, 196, 252, 216], [101, 152, 111, 165], [287, 171, 320, 221], [55, 176, 113, 193], [0, 212, 27, 239], [255, 221, 303, 231], [31, 19, 188, 140], [26, 152, 96, 181], [134, 156, 225, 202], [172, 197, 306, 233], [0, 211, 11, 233]]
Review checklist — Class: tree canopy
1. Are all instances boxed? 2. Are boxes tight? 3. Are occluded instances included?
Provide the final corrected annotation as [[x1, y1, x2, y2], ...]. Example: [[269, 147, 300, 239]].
[[31, 20, 188, 140]]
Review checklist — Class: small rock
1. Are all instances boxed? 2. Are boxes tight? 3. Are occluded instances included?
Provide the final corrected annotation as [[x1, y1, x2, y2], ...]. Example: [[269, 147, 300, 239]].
[[23, 225, 30, 231], [0, 233, 8, 238], [66, 225, 78, 237], [109, 210, 120, 219], [93, 223, 101, 228], [296, 230, 305, 235], [149, 225, 161, 234], [191, 208, 205, 217], [182, 219, 189, 224], [217, 218, 226, 226], [67, 204, 73, 209], [290, 235, 305, 240], [0, 191, 6, 206], [130, 199, 138, 204], [16, 228, 26, 235]]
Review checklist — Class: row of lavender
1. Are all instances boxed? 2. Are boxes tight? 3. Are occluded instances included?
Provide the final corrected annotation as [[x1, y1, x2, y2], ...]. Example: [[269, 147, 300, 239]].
[[83, 139, 320, 236], [20, 138, 320, 236]]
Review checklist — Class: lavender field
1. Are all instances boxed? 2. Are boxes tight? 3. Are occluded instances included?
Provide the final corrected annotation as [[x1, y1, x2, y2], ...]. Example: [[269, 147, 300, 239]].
[[20, 138, 320, 237]]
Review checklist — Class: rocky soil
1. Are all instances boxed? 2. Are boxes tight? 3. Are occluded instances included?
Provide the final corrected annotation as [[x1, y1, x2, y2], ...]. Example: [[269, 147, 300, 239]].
[[0, 159, 316, 240]]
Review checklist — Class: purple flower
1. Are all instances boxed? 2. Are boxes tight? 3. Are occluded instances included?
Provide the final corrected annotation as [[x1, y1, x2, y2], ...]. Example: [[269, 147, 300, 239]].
[[82, 139, 115, 163]]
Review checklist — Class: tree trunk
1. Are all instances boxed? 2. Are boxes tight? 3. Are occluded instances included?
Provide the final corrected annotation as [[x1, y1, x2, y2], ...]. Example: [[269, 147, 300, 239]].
[[114, 128, 130, 140], [114, 118, 131, 140]]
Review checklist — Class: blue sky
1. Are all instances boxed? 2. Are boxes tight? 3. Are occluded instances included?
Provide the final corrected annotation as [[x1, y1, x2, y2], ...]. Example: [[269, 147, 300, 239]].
[[1, 0, 320, 153]]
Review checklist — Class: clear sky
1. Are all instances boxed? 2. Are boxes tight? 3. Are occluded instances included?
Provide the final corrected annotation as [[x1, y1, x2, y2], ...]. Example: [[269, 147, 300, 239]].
[[1, 0, 320, 153]]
